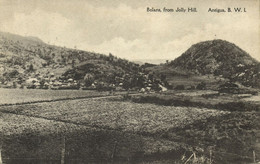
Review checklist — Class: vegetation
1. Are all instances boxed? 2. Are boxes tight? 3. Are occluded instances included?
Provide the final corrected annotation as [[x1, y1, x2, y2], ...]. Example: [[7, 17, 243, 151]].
[[0, 88, 111, 105], [124, 93, 260, 112], [168, 39, 260, 88], [0, 90, 259, 163], [1, 112, 190, 163], [0, 98, 228, 134], [0, 32, 167, 91], [0, 33, 259, 163]]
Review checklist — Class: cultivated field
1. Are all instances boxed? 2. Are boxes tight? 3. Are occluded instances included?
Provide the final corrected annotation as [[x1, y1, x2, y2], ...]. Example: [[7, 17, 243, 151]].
[[0, 89, 259, 163], [0, 88, 113, 105], [0, 98, 229, 134], [0, 112, 189, 163]]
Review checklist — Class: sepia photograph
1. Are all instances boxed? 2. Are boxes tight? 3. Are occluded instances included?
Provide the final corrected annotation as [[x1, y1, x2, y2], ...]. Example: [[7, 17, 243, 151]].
[[0, 0, 259, 163]]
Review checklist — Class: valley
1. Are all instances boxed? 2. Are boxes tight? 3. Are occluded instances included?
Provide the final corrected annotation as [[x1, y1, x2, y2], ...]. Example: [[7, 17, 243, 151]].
[[0, 32, 259, 163]]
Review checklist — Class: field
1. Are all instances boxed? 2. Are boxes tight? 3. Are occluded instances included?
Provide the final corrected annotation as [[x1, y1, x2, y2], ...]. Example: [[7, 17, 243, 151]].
[[127, 90, 260, 112], [0, 88, 113, 105], [145, 65, 227, 90], [0, 89, 260, 163], [1, 112, 189, 163], [0, 98, 229, 134]]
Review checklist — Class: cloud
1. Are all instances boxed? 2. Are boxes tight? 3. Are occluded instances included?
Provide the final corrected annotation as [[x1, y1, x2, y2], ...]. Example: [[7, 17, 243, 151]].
[[0, 0, 259, 61], [0, 9, 73, 46]]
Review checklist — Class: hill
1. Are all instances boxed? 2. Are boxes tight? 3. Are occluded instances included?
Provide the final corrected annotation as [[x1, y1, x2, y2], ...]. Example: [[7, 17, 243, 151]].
[[0, 32, 161, 90], [133, 59, 169, 65], [150, 40, 260, 88]]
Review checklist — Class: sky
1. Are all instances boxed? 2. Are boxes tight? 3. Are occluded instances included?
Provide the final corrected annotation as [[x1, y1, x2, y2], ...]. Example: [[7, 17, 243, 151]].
[[0, 0, 259, 62]]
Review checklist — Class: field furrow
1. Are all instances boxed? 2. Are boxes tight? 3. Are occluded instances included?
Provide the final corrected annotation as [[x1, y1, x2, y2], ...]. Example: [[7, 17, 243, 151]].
[[0, 98, 229, 134]]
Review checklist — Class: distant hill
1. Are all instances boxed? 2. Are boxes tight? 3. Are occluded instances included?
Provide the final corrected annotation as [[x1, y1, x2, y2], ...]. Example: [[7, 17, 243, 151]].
[[0, 31, 162, 90], [0, 32, 44, 45], [133, 59, 169, 65], [147, 40, 260, 88]]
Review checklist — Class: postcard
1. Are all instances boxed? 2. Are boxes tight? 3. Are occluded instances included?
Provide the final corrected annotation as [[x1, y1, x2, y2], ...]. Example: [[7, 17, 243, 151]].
[[0, 0, 259, 163]]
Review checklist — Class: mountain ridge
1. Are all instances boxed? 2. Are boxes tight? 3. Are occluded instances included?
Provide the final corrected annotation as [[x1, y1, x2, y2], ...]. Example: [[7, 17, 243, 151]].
[[0, 31, 44, 44]]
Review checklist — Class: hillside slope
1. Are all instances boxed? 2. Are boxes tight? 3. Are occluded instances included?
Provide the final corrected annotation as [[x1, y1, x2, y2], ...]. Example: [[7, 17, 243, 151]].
[[0, 32, 158, 90], [168, 40, 260, 88]]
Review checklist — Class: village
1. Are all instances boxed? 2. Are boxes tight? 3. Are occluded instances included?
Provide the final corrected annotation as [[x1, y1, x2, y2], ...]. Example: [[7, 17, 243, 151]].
[[0, 70, 168, 93]]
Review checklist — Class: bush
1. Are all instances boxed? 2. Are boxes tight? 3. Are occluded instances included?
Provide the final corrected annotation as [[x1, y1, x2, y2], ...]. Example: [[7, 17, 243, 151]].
[[187, 85, 196, 90], [196, 82, 206, 90], [128, 95, 260, 112], [175, 85, 185, 90], [3, 70, 19, 78]]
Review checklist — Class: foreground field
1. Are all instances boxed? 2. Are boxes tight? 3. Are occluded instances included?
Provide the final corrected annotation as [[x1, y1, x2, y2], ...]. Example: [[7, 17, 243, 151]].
[[0, 99, 229, 134], [0, 89, 259, 163], [1, 111, 190, 163]]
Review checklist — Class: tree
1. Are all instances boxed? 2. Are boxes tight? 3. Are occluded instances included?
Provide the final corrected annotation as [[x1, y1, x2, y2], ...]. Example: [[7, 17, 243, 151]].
[[136, 75, 145, 88], [196, 82, 206, 90], [39, 79, 46, 89], [3, 70, 19, 80], [13, 82, 17, 88], [28, 64, 34, 72], [72, 59, 76, 68], [147, 73, 152, 80], [84, 73, 94, 87], [107, 73, 116, 84], [123, 78, 131, 90], [160, 74, 167, 82]]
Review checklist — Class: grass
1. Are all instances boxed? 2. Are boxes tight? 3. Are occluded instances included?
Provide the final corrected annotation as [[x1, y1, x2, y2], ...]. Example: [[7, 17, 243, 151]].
[[119, 91, 260, 163], [124, 92, 260, 112], [0, 90, 230, 162], [0, 89, 259, 163], [0, 88, 113, 105], [0, 98, 229, 134], [169, 112, 260, 163], [0, 112, 190, 163]]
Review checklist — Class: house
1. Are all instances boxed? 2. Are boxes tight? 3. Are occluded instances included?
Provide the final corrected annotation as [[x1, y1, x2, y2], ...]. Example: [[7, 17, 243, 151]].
[[139, 88, 146, 93], [26, 78, 38, 84], [158, 84, 167, 92]]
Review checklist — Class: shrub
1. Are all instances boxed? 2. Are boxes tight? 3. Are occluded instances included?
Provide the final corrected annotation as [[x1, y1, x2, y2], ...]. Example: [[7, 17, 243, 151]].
[[175, 85, 185, 90], [3, 70, 20, 79], [128, 95, 260, 112], [196, 82, 206, 90], [187, 85, 196, 90]]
